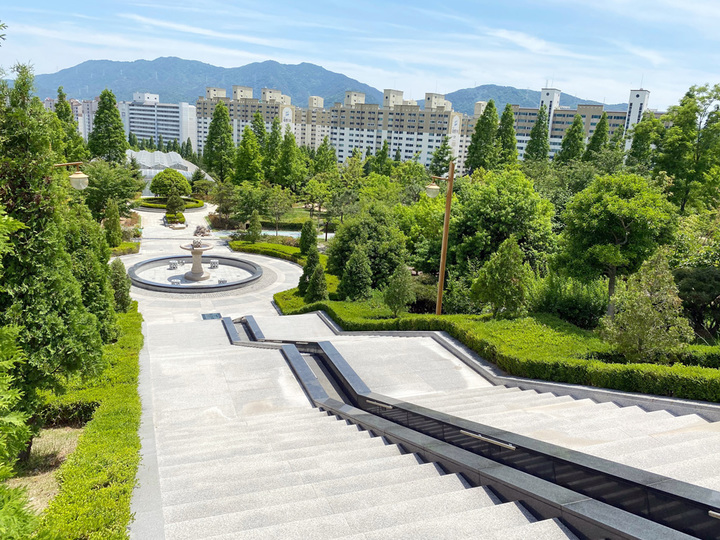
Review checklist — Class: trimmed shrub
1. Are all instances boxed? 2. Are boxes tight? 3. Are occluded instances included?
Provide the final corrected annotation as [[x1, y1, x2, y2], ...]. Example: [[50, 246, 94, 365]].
[[110, 242, 139, 257], [299, 220, 317, 256], [104, 199, 122, 248], [109, 258, 132, 313], [299, 245, 321, 296], [139, 197, 203, 209], [384, 265, 416, 317], [337, 246, 373, 301], [165, 212, 186, 224], [305, 264, 329, 303], [165, 191, 186, 214], [246, 210, 262, 244]]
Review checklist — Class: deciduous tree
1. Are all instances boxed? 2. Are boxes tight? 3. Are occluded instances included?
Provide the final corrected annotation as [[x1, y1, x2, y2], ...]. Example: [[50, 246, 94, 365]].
[[234, 126, 264, 184], [497, 103, 518, 166], [554, 114, 585, 164], [465, 99, 499, 171], [203, 101, 235, 181], [383, 264, 416, 317]]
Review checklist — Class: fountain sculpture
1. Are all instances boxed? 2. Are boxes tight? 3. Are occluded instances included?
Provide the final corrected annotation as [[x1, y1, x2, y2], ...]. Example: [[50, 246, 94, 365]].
[[180, 239, 214, 281]]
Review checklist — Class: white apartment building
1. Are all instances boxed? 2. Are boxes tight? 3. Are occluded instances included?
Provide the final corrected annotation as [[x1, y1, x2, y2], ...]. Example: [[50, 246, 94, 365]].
[[117, 93, 197, 151]]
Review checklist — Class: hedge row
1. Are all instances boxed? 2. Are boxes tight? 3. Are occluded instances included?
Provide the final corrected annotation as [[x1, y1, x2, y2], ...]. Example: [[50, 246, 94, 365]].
[[139, 197, 203, 209], [274, 292, 720, 403], [110, 242, 139, 257], [165, 212, 185, 224], [36, 303, 144, 538]]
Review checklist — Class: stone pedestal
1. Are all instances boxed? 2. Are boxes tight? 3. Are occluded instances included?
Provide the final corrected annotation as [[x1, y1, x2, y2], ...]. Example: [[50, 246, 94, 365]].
[[180, 242, 214, 281]]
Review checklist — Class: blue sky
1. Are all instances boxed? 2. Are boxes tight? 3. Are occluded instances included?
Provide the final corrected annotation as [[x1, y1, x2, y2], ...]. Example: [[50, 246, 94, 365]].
[[2, 1, 718, 109]]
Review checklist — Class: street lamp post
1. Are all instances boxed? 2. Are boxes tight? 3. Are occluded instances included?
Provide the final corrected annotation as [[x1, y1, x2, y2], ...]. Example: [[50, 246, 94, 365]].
[[53, 162, 89, 190], [425, 160, 456, 315]]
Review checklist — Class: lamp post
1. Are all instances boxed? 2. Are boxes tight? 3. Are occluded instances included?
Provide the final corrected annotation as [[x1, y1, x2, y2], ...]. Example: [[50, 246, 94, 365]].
[[53, 162, 89, 190], [425, 160, 455, 315]]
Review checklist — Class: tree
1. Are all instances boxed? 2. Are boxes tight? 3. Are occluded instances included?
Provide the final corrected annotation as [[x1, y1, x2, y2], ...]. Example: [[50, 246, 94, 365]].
[[465, 99, 499, 171], [674, 266, 720, 341], [497, 103, 518, 166], [303, 175, 331, 219], [299, 219, 317, 256], [372, 140, 393, 176], [583, 112, 609, 162], [276, 126, 307, 191], [656, 85, 720, 213], [234, 126, 264, 184], [55, 86, 88, 163], [383, 264, 416, 317], [471, 236, 532, 318], [600, 250, 693, 362], [554, 114, 585, 164], [266, 185, 294, 235], [233, 181, 268, 223], [82, 160, 145, 221], [251, 111, 267, 152], [104, 199, 122, 248], [524, 104, 550, 162], [203, 102, 235, 181], [211, 181, 238, 225], [560, 173, 677, 317], [337, 246, 373, 301], [327, 204, 406, 288], [429, 137, 453, 177], [298, 244, 320, 296], [109, 258, 132, 313], [313, 136, 337, 175], [626, 111, 663, 173], [165, 189, 186, 215], [128, 131, 138, 149], [157, 133, 165, 152], [88, 89, 128, 164], [246, 209, 262, 243], [150, 168, 191, 197], [264, 117, 283, 183], [394, 148, 402, 162], [304, 264, 329, 303]]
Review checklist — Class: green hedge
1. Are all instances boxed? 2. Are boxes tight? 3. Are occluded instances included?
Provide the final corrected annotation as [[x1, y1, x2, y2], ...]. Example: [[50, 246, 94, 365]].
[[274, 292, 720, 403], [36, 303, 144, 539], [165, 212, 185, 224], [110, 242, 139, 257], [139, 197, 203, 209]]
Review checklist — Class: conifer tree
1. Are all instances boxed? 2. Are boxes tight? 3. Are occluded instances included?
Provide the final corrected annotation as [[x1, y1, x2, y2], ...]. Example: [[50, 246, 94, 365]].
[[555, 114, 586, 164], [55, 86, 89, 163], [128, 131, 138, 149], [583, 112, 609, 162], [88, 88, 128, 163], [304, 264, 329, 303], [524, 104, 550, 161], [203, 101, 235, 181], [337, 246, 373, 300], [466, 99, 499, 171], [373, 140, 393, 176], [299, 219, 317, 256], [383, 264, 416, 317], [394, 148, 402, 162], [246, 209, 262, 243], [276, 126, 306, 190], [109, 258, 132, 313], [264, 117, 283, 183], [626, 111, 663, 173], [157, 133, 165, 152], [314, 136, 337, 175], [251, 111, 267, 152], [234, 126, 264, 184], [429, 137, 453, 177], [497, 103, 518, 166], [104, 199, 122, 248], [298, 244, 320, 296]]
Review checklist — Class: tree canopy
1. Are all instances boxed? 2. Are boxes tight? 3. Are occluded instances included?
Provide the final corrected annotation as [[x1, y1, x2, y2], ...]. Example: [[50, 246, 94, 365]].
[[88, 89, 128, 164]]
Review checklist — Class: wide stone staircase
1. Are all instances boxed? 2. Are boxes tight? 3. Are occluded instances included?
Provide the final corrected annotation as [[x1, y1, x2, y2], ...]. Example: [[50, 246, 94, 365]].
[[157, 406, 577, 539], [406, 385, 720, 492]]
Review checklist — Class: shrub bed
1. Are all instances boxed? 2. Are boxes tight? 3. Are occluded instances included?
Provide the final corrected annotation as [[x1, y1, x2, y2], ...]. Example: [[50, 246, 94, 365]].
[[165, 212, 186, 224], [36, 303, 144, 538], [110, 242, 139, 257], [139, 197, 203, 209]]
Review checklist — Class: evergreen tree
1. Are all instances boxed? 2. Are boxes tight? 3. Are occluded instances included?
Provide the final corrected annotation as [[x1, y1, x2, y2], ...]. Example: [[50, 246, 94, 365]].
[[363, 147, 374, 176], [276, 126, 307, 191], [234, 126, 264, 184], [394, 148, 402, 162], [372, 140, 393, 176], [104, 199, 122, 248], [337, 246, 373, 300], [165, 189, 186, 215], [383, 264, 416, 317], [298, 244, 320, 296], [583, 112, 609, 162], [109, 258, 132, 313], [203, 102, 235, 181], [88, 88, 128, 163], [626, 111, 663, 173], [299, 219, 317, 256], [304, 264, 329, 303], [429, 137, 453, 177], [524, 104, 550, 161], [128, 131, 138, 148], [147, 136, 156, 150], [465, 99, 499, 171], [251, 111, 267, 152], [497, 103, 518, 166], [246, 209, 262, 243], [264, 117, 283, 183], [150, 168, 191, 197], [554, 114, 586, 164], [55, 86, 88, 163], [314, 136, 337, 175], [157, 133, 165, 152]]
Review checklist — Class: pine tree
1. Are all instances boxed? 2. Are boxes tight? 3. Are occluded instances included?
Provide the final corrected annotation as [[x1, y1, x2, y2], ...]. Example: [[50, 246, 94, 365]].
[[299, 219, 317, 256], [497, 103, 518, 166], [466, 99, 499, 171], [555, 114, 586, 164], [524, 104, 550, 161], [298, 244, 320, 296], [203, 101, 235, 181], [104, 199, 122, 248], [383, 264, 416, 317], [88, 88, 128, 163], [251, 111, 267, 152], [234, 126, 264, 184], [264, 117, 283, 183], [55, 86, 88, 163], [165, 189, 186, 215], [246, 209, 262, 243], [337, 246, 373, 300], [583, 112, 609, 161], [109, 258, 132, 313], [429, 137, 453, 177], [304, 264, 329, 303]]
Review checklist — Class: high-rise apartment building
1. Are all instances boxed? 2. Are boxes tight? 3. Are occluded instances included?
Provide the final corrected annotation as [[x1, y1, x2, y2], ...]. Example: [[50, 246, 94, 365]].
[[117, 93, 197, 151]]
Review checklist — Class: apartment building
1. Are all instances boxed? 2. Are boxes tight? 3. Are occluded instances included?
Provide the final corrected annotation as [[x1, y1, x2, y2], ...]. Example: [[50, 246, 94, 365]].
[[117, 93, 197, 151]]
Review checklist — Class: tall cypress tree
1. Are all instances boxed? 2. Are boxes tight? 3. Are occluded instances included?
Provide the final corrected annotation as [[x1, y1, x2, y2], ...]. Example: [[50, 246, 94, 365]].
[[203, 101, 235, 181], [583, 112, 609, 161], [555, 114, 586, 164], [55, 86, 89, 163], [88, 88, 128, 164], [234, 126, 264, 184], [465, 99, 499, 171], [524, 104, 550, 161], [497, 103, 518, 166], [264, 117, 283, 183]]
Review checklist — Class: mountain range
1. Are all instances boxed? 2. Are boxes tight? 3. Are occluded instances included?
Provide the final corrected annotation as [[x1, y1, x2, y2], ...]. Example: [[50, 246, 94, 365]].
[[32, 57, 627, 116]]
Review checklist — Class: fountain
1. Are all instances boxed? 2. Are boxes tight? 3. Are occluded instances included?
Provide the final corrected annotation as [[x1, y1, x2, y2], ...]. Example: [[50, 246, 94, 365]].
[[180, 239, 214, 281]]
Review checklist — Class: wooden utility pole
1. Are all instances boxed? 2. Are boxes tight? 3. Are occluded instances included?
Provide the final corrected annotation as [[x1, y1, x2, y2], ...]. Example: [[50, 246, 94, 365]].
[[433, 161, 455, 315]]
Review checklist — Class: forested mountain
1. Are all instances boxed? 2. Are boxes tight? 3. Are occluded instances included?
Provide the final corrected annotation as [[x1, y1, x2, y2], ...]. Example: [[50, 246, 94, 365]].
[[33, 57, 627, 113]]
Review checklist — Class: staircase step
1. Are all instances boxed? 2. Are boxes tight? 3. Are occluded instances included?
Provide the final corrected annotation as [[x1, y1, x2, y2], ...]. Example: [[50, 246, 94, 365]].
[[484, 517, 579, 540]]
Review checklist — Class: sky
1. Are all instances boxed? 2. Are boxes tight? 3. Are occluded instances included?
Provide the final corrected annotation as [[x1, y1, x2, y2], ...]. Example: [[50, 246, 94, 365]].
[[1, 1, 718, 110]]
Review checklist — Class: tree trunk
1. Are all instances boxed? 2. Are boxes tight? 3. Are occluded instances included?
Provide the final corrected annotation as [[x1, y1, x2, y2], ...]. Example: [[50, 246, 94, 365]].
[[606, 266, 617, 318]]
